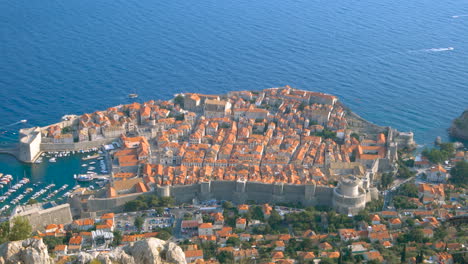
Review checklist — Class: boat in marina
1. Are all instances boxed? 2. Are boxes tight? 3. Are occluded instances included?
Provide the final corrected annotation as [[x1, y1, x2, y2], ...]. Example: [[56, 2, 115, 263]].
[[74, 173, 94, 182], [19, 178, 29, 184], [49, 157, 56, 162], [0, 205, 10, 213], [82, 154, 100, 160]]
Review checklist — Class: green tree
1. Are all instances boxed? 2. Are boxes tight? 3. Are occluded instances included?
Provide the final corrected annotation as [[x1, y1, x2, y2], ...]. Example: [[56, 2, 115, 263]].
[[439, 143, 455, 155], [397, 160, 416, 179], [415, 250, 423, 263], [365, 198, 384, 212], [155, 230, 171, 240], [381, 173, 394, 189], [174, 95, 184, 107], [43, 236, 65, 251], [267, 209, 282, 229], [250, 206, 264, 220], [315, 129, 337, 140], [399, 228, 424, 243], [61, 126, 72, 134], [450, 161, 468, 187], [394, 196, 418, 209], [319, 258, 336, 264], [222, 201, 235, 210], [422, 144, 454, 164], [401, 244, 406, 263], [299, 238, 315, 251], [398, 183, 418, 198], [159, 196, 175, 207], [124, 199, 146, 212], [298, 102, 307, 111], [226, 236, 241, 247], [201, 241, 218, 260], [217, 251, 234, 264], [112, 230, 122, 246], [0, 221, 10, 244], [9, 216, 32, 241], [134, 216, 144, 231]]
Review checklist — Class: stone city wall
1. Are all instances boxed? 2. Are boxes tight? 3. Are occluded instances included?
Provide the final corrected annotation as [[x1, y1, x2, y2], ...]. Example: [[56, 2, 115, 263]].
[[12, 204, 73, 232], [40, 138, 116, 152], [86, 192, 145, 213], [84, 180, 366, 214]]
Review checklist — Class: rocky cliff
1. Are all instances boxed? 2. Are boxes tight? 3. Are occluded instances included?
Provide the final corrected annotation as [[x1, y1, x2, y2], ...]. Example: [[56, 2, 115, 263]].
[[0, 238, 54, 264], [449, 109, 468, 140], [0, 238, 186, 264]]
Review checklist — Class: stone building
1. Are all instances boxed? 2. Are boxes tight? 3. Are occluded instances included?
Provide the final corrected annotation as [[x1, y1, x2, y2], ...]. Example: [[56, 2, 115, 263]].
[[18, 127, 42, 163], [203, 99, 231, 118]]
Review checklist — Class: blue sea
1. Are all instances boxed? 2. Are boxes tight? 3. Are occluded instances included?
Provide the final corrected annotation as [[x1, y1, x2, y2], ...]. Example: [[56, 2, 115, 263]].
[[0, 0, 467, 196]]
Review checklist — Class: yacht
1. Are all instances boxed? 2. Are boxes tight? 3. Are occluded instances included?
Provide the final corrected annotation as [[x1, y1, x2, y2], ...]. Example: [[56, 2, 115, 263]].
[[74, 174, 94, 182], [49, 157, 56, 162]]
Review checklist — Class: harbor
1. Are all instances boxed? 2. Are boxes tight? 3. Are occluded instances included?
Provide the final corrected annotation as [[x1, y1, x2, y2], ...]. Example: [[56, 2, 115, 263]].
[[0, 148, 112, 216]]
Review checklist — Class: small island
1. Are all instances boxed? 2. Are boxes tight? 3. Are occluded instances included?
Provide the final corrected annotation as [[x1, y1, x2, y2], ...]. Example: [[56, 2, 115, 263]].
[[449, 109, 468, 140]]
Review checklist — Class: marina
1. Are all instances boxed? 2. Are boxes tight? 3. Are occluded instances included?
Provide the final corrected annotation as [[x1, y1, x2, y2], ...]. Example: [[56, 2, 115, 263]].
[[0, 147, 111, 216]]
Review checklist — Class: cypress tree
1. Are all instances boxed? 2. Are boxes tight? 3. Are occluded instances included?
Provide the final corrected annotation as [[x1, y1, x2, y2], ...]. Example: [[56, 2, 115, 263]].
[[400, 244, 406, 263]]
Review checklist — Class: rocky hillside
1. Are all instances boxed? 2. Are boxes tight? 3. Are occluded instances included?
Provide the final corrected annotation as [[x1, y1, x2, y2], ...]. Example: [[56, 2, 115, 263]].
[[0, 238, 54, 264], [0, 238, 186, 264], [449, 109, 468, 140]]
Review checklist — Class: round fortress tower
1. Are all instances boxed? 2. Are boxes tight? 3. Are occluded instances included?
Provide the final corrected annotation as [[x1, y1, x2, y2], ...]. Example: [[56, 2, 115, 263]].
[[339, 176, 360, 197], [332, 176, 367, 215]]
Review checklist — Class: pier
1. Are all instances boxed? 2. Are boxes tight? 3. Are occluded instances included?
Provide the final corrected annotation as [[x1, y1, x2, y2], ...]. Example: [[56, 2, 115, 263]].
[[0, 145, 19, 159]]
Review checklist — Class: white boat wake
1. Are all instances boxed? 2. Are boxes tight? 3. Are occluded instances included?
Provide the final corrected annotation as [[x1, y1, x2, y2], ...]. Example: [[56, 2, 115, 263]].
[[0, 120, 28, 129], [408, 47, 455, 53], [423, 47, 455, 52], [452, 14, 468, 18]]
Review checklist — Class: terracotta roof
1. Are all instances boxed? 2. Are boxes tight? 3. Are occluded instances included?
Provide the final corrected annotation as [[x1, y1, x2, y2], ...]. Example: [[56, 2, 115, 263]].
[[199, 223, 213, 229], [54, 245, 67, 251], [69, 236, 82, 245]]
